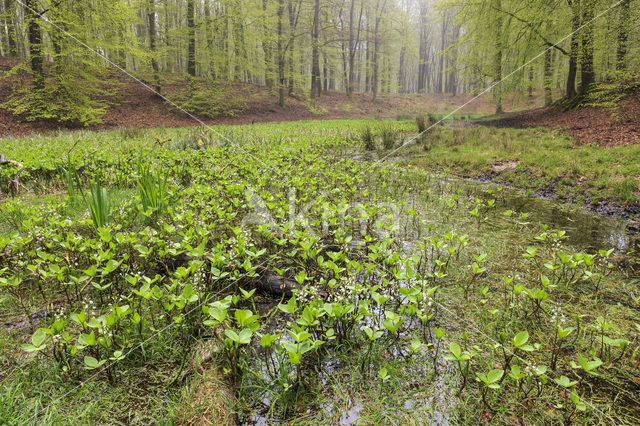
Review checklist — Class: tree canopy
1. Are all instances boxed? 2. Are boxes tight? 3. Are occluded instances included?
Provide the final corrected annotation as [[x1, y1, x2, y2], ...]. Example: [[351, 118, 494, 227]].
[[0, 0, 637, 124]]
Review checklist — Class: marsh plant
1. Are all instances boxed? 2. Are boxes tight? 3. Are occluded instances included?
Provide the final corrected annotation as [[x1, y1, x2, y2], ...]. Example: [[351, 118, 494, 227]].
[[361, 126, 375, 151], [137, 160, 168, 217], [416, 114, 437, 134], [1, 120, 638, 424], [381, 125, 396, 150], [79, 178, 111, 229]]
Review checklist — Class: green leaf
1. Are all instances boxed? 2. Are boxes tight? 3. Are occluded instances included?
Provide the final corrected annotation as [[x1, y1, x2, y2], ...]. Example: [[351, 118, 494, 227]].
[[287, 351, 301, 365], [224, 329, 240, 343], [487, 369, 504, 383], [571, 391, 586, 411], [21, 343, 44, 353], [78, 331, 97, 347], [70, 312, 86, 325], [237, 328, 253, 344], [449, 342, 462, 358], [259, 333, 280, 347], [31, 328, 47, 348], [240, 288, 256, 299], [378, 367, 390, 380], [554, 376, 578, 388], [512, 331, 529, 348], [84, 356, 106, 370]]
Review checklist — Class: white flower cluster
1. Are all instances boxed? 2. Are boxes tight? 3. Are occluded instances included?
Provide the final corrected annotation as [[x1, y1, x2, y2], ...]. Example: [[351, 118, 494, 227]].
[[296, 285, 320, 305], [326, 276, 367, 304], [550, 305, 566, 325]]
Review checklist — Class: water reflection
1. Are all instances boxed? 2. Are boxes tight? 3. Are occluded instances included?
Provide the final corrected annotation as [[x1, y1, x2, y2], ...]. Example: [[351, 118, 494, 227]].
[[458, 177, 638, 255]]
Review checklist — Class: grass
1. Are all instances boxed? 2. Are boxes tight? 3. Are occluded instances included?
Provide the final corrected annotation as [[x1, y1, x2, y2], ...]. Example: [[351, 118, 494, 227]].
[[398, 125, 640, 209]]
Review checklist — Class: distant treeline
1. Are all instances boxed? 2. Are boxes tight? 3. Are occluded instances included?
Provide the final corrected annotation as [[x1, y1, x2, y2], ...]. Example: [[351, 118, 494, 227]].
[[0, 0, 637, 123]]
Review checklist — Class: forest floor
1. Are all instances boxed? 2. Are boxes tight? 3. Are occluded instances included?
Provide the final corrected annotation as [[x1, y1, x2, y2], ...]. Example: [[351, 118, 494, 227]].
[[1, 56, 538, 137], [483, 88, 640, 147], [2, 56, 638, 145]]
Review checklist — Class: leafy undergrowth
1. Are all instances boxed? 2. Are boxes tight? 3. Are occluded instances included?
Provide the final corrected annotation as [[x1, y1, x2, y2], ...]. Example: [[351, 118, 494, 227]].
[[398, 125, 640, 211], [1, 119, 639, 424]]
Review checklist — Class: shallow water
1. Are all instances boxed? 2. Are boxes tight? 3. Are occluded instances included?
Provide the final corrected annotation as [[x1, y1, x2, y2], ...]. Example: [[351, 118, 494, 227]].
[[388, 160, 640, 259], [245, 157, 640, 423], [469, 178, 639, 256], [355, 144, 639, 258]]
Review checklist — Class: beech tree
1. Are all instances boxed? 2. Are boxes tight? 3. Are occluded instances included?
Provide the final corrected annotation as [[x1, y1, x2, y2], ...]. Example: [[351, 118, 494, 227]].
[[1, 0, 637, 124]]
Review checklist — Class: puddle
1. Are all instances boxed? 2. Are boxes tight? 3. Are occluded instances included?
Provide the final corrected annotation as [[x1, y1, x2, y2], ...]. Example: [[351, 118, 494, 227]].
[[392, 164, 639, 260], [481, 183, 638, 254]]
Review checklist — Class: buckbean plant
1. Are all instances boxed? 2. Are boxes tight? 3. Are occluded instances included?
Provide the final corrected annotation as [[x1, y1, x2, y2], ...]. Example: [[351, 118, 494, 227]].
[[0, 120, 638, 424]]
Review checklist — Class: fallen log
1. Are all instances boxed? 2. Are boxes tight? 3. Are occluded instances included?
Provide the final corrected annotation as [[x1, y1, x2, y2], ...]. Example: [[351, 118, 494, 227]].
[[0, 154, 29, 194], [163, 253, 302, 298], [0, 155, 24, 168], [248, 265, 301, 298]]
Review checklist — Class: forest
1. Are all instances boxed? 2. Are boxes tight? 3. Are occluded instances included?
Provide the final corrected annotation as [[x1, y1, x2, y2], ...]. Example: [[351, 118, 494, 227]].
[[0, 0, 637, 124], [1, 0, 640, 424]]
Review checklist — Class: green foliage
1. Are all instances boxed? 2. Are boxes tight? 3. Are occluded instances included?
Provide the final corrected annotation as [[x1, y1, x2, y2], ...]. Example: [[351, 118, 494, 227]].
[[2, 65, 112, 126], [416, 114, 437, 133], [79, 179, 111, 230], [381, 125, 397, 150], [585, 71, 640, 111], [178, 78, 246, 118], [361, 126, 375, 151], [62, 157, 79, 200], [0, 119, 638, 423], [137, 160, 168, 216], [399, 126, 640, 206]]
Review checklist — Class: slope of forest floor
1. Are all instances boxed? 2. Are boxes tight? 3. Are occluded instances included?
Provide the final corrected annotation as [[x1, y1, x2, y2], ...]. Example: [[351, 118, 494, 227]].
[[0, 56, 540, 137], [483, 89, 640, 147]]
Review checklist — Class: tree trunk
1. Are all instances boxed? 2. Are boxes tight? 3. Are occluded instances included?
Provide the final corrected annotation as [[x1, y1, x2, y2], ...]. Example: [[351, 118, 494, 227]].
[[25, 0, 44, 91], [364, 13, 370, 92], [417, 0, 428, 93], [186, 0, 196, 77], [347, 0, 355, 97], [372, 1, 386, 102], [204, 0, 216, 78], [493, 0, 503, 114], [450, 24, 460, 96], [347, 0, 363, 98], [262, 0, 274, 89], [616, 0, 630, 71], [3, 0, 17, 56], [341, 48, 348, 91], [233, 16, 245, 80], [223, 10, 232, 78], [565, 0, 580, 99], [287, 0, 297, 95], [398, 46, 405, 94], [310, 0, 320, 99], [276, 0, 285, 107], [49, 6, 65, 80], [148, 0, 161, 94], [322, 52, 328, 94], [578, 0, 594, 95], [437, 17, 447, 93], [329, 67, 335, 91], [544, 47, 553, 106], [162, 0, 173, 73]]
